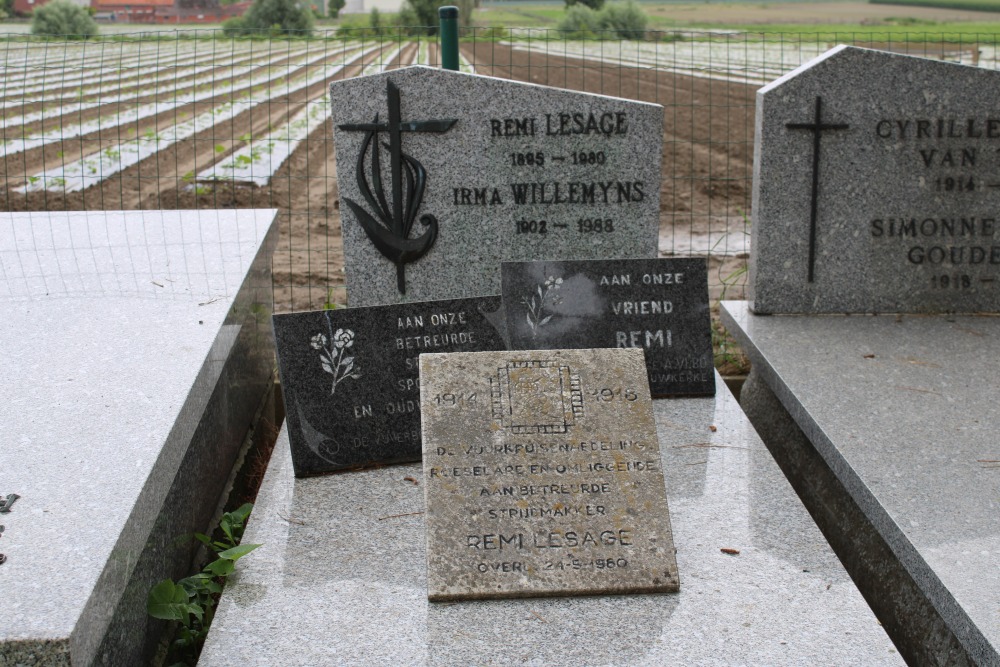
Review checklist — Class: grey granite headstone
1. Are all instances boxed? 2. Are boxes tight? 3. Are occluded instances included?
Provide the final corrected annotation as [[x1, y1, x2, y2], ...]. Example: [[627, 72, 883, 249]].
[[420, 348, 679, 601], [501, 258, 714, 396], [752, 45, 1000, 314], [330, 67, 662, 307], [273, 296, 505, 476]]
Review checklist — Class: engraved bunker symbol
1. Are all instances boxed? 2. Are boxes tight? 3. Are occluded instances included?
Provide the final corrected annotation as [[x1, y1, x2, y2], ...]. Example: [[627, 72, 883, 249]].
[[490, 360, 584, 433]]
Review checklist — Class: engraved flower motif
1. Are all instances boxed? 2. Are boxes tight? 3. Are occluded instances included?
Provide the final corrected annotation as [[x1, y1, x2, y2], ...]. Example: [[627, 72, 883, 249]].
[[524, 276, 563, 337], [333, 328, 354, 349], [312, 319, 361, 395]]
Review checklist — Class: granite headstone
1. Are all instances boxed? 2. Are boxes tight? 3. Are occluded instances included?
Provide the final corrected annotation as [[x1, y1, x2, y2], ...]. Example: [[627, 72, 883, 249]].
[[330, 66, 662, 307], [751, 45, 1000, 314], [501, 258, 714, 396], [273, 296, 505, 476], [420, 348, 679, 601]]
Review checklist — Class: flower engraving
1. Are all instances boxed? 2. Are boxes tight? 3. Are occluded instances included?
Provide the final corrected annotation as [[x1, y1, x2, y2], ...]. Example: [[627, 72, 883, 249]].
[[312, 323, 361, 395], [522, 276, 563, 338]]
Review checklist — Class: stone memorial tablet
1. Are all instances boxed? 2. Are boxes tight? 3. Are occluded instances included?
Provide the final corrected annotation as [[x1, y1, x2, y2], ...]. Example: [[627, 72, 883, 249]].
[[273, 296, 505, 476], [420, 348, 679, 601], [501, 258, 714, 397], [330, 67, 662, 307], [751, 45, 1000, 314]]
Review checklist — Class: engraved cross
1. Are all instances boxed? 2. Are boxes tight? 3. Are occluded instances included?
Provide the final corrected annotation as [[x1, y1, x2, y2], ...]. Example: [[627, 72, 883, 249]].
[[786, 96, 849, 283]]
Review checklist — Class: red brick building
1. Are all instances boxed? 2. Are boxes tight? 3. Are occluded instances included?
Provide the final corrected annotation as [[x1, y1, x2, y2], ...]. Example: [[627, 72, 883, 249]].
[[14, 0, 250, 23], [12, 0, 88, 16], [93, 0, 250, 23]]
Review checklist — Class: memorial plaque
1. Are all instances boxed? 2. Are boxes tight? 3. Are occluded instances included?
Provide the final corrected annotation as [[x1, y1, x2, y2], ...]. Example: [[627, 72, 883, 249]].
[[752, 45, 1000, 314], [501, 258, 714, 396], [420, 348, 679, 601], [330, 67, 662, 307], [273, 296, 505, 476]]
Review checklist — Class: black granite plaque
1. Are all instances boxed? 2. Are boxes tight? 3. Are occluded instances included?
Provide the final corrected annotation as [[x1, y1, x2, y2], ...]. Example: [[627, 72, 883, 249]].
[[501, 258, 714, 396], [273, 296, 506, 476]]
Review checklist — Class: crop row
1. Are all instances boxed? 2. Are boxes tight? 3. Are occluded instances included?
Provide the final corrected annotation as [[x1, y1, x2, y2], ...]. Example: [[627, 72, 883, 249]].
[[2, 45, 360, 159], [18, 45, 383, 193], [1, 46, 315, 130], [194, 46, 396, 188], [501, 38, 994, 85]]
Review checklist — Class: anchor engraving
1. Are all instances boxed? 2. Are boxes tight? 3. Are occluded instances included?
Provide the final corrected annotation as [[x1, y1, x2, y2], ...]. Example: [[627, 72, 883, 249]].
[[338, 80, 457, 294]]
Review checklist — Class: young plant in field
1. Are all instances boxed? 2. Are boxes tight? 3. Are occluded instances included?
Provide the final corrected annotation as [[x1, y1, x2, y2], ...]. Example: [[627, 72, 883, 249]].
[[323, 289, 342, 311]]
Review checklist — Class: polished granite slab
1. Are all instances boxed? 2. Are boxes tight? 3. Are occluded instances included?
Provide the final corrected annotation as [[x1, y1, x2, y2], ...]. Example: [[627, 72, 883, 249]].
[[721, 300, 1000, 665], [200, 372, 902, 666], [0, 210, 277, 666]]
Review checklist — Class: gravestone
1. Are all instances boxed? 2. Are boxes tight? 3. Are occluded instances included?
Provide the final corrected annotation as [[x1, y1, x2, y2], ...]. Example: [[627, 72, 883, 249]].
[[751, 45, 1000, 314], [419, 348, 679, 601], [501, 258, 714, 396], [330, 67, 662, 306], [273, 296, 505, 476]]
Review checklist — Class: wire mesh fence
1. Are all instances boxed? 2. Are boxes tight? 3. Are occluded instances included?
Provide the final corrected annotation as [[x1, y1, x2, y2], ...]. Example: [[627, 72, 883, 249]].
[[1, 28, 997, 311]]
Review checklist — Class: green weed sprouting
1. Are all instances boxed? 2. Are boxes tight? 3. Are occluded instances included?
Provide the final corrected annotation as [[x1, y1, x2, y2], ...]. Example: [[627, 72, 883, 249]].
[[147, 503, 260, 665]]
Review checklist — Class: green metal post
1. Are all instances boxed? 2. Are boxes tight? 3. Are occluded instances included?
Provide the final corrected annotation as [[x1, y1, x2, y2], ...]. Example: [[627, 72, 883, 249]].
[[439, 6, 459, 71]]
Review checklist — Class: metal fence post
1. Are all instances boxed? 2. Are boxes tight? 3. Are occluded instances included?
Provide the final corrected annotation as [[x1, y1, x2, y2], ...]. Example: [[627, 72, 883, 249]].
[[439, 6, 459, 71]]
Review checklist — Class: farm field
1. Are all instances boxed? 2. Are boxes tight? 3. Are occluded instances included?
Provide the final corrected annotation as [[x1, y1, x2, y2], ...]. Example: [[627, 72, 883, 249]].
[[0, 23, 993, 310], [475, 0, 1000, 31]]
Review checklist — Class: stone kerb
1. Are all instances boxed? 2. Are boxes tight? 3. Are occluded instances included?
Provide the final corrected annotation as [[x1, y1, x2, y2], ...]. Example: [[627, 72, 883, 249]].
[[0, 209, 277, 666]]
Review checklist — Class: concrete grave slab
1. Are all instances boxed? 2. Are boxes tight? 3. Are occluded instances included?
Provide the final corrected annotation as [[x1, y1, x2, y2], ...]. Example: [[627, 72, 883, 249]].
[[330, 67, 662, 306], [199, 377, 904, 666], [419, 348, 679, 600], [0, 210, 277, 666], [751, 45, 1000, 313]]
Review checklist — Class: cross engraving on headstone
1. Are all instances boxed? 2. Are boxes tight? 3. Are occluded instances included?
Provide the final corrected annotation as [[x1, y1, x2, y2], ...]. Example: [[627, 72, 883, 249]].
[[786, 96, 849, 283], [337, 81, 457, 294]]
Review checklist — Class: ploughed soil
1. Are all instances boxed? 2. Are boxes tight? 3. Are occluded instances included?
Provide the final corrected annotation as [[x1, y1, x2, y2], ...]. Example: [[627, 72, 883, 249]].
[[0, 40, 753, 313]]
